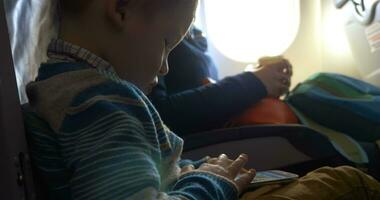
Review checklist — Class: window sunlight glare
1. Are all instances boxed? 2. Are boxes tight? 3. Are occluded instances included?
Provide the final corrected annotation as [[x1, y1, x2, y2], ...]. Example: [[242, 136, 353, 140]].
[[203, 0, 300, 62]]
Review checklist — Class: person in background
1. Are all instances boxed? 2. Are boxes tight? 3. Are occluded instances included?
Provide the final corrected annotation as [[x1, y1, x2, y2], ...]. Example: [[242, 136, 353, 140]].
[[149, 27, 293, 135]]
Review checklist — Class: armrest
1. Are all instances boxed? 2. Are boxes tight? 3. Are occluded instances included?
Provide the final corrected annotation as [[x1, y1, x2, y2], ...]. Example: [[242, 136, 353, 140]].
[[183, 125, 339, 158], [182, 125, 351, 171]]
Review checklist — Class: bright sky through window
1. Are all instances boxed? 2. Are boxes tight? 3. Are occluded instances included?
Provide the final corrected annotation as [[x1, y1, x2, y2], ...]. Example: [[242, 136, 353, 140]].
[[203, 0, 300, 62]]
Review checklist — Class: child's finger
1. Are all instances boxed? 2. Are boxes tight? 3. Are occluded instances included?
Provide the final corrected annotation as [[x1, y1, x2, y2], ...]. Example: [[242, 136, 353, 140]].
[[208, 157, 249, 173], [207, 158, 218, 164], [235, 169, 256, 193], [216, 154, 231, 167], [218, 154, 229, 160], [228, 154, 248, 177]]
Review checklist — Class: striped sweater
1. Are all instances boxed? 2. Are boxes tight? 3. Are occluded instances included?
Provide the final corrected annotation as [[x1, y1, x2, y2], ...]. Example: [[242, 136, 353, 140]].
[[24, 39, 238, 200]]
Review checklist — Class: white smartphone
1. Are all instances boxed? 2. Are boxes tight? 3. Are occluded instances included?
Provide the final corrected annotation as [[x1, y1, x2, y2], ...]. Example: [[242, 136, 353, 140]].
[[249, 170, 299, 188]]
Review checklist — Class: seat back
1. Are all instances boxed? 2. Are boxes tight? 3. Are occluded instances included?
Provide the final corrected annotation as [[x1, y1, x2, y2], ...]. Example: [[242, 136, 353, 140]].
[[22, 104, 50, 200], [0, 1, 37, 199]]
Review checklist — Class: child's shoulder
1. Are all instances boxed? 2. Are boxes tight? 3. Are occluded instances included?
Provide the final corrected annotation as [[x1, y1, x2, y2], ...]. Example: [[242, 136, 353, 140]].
[[34, 61, 141, 97], [27, 61, 147, 132]]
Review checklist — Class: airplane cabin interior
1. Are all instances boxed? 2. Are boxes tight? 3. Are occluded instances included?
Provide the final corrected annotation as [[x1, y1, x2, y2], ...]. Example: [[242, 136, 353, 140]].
[[1, 0, 380, 199]]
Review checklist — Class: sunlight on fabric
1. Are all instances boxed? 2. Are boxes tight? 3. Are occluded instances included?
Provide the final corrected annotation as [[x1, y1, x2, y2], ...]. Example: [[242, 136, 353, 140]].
[[203, 0, 300, 62]]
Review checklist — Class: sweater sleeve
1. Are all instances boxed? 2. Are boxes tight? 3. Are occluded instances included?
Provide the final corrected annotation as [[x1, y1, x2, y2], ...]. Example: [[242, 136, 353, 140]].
[[149, 72, 267, 135], [53, 83, 238, 200]]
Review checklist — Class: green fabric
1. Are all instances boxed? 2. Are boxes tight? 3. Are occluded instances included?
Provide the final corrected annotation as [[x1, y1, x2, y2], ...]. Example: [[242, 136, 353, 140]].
[[289, 105, 368, 164], [286, 73, 380, 142], [303, 74, 373, 100]]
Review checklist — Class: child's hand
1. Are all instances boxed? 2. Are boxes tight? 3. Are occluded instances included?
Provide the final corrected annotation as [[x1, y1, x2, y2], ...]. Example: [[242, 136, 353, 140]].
[[198, 154, 256, 194], [253, 56, 293, 98]]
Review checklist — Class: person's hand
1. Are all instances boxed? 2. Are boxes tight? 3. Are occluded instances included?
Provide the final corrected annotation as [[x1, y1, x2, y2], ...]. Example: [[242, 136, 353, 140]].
[[182, 154, 256, 195], [252, 56, 293, 98]]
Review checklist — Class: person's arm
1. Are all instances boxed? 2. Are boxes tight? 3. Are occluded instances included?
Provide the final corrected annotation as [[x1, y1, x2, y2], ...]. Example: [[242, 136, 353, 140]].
[[57, 82, 239, 200], [149, 72, 267, 135]]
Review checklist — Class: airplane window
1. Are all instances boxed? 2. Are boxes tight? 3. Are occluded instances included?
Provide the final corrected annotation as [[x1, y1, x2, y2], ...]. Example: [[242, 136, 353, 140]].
[[193, 2, 204, 31], [200, 0, 300, 63]]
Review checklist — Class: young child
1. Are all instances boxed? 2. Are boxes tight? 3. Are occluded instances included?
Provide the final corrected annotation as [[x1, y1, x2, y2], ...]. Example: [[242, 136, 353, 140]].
[[25, 0, 255, 199], [25, 0, 380, 200]]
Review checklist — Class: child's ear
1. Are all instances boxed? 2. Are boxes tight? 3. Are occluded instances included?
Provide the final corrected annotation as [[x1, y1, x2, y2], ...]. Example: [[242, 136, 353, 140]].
[[105, 0, 129, 29]]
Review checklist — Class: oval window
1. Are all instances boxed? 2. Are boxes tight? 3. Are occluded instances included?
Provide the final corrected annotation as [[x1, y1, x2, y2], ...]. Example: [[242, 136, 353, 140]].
[[203, 0, 300, 62]]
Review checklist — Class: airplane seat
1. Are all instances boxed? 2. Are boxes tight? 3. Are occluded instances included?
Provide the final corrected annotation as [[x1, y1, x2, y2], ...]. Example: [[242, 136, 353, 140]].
[[0, 1, 38, 199]]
